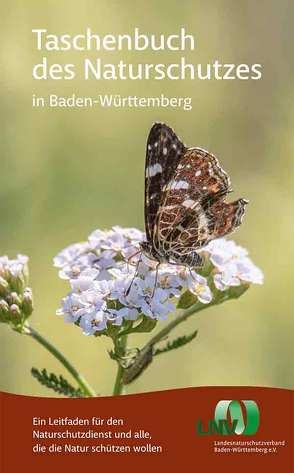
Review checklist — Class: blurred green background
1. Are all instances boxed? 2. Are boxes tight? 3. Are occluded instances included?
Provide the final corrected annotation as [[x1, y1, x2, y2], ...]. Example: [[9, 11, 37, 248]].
[[1, 0, 293, 396]]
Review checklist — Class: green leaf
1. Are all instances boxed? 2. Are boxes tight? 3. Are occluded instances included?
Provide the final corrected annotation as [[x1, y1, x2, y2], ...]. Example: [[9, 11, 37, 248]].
[[177, 290, 198, 309], [105, 323, 121, 338], [31, 368, 84, 398], [93, 328, 109, 337], [119, 315, 157, 336], [132, 315, 157, 333], [228, 283, 249, 299], [120, 320, 134, 334], [153, 330, 198, 356]]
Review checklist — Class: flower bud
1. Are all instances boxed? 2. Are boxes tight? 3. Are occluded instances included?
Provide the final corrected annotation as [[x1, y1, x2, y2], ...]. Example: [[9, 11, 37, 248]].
[[8, 273, 26, 294], [0, 299, 10, 322], [0, 277, 9, 297], [6, 291, 22, 307], [4, 255, 29, 293], [22, 288, 33, 317], [0, 259, 9, 279], [9, 303, 22, 322], [0, 254, 33, 328]]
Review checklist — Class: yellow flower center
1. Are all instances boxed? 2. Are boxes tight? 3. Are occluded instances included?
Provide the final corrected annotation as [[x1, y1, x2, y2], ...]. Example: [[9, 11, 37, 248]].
[[195, 284, 205, 295], [72, 266, 81, 276]]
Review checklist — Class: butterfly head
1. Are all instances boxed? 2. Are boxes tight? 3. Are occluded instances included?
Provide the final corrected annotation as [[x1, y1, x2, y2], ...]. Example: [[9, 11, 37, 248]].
[[140, 240, 203, 269]]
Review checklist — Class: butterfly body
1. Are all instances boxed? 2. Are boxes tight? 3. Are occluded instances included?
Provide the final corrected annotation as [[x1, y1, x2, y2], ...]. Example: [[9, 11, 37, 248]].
[[142, 123, 248, 268], [140, 240, 203, 267]]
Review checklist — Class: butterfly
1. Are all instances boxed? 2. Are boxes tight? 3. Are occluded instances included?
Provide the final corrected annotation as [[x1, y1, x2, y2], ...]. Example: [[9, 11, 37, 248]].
[[124, 123, 248, 383], [140, 122, 248, 268]]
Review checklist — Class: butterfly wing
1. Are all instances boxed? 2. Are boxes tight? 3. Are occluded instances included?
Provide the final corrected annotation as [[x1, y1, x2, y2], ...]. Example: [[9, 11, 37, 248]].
[[156, 147, 247, 256], [144, 123, 186, 246], [205, 198, 248, 240]]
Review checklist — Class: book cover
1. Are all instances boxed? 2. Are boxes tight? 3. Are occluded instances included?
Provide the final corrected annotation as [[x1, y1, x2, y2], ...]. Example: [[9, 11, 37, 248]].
[[0, 1, 293, 471]]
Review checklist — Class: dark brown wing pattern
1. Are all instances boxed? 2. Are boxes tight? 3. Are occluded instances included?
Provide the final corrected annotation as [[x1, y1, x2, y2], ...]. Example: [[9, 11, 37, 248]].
[[156, 147, 248, 255], [144, 123, 186, 244]]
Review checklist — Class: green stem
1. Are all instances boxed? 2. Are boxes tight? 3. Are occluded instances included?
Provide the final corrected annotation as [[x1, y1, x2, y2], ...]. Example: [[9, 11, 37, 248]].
[[112, 364, 125, 396], [24, 324, 96, 397], [112, 335, 127, 396]]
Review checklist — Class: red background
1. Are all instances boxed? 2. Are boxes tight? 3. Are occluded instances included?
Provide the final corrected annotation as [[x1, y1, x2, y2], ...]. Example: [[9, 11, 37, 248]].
[[1, 387, 293, 472]]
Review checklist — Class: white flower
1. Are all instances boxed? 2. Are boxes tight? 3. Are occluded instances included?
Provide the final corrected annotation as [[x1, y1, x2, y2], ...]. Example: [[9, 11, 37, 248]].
[[186, 272, 213, 304], [0, 254, 28, 279], [88, 229, 107, 251], [203, 238, 264, 291], [54, 243, 88, 268], [55, 228, 263, 335], [203, 238, 247, 270], [237, 258, 264, 284], [79, 310, 108, 335], [157, 267, 184, 295], [140, 289, 176, 320], [58, 254, 100, 280], [70, 275, 97, 293], [57, 292, 89, 323], [113, 226, 143, 242]]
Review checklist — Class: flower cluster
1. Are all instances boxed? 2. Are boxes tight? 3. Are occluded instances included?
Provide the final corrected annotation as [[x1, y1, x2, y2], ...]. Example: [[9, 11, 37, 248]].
[[54, 227, 263, 336], [205, 238, 264, 291], [0, 254, 33, 328]]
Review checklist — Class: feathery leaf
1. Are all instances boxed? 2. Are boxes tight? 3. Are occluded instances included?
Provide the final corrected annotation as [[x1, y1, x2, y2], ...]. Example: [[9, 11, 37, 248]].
[[153, 330, 198, 356], [31, 368, 84, 397]]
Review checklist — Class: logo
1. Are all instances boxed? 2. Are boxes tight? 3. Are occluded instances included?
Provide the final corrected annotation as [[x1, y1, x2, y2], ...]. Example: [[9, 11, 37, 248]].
[[197, 400, 260, 436]]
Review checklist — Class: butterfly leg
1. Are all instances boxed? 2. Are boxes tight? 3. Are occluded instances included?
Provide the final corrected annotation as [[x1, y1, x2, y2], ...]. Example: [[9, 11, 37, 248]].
[[126, 249, 142, 272], [125, 252, 142, 297], [151, 262, 160, 299], [187, 265, 204, 285], [188, 266, 194, 281]]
